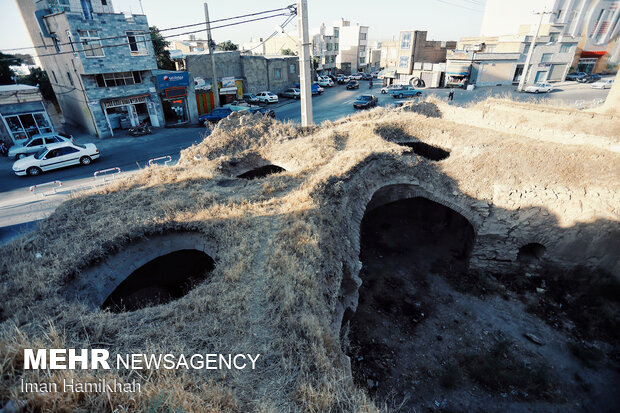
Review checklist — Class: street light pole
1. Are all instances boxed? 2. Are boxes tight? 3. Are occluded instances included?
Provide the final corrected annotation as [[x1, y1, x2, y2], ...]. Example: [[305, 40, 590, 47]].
[[297, 0, 313, 126], [204, 3, 220, 108], [518, 8, 554, 92]]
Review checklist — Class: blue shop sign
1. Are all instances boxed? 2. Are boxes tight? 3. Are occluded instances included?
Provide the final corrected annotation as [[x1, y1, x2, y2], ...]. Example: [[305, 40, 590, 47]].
[[156, 72, 189, 89]]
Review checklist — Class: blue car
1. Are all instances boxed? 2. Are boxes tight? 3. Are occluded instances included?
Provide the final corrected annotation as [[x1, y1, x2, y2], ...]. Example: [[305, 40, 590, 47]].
[[199, 108, 233, 123], [295, 83, 324, 95]]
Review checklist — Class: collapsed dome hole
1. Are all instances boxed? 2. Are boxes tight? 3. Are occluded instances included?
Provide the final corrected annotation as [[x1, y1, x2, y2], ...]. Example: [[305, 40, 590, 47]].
[[517, 242, 546, 263], [237, 165, 285, 180], [399, 141, 450, 161], [344, 195, 475, 408], [101, 249, 215, 313]]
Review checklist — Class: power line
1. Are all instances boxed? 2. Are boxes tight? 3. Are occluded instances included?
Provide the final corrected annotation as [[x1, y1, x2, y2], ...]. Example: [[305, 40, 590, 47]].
[[435, 0, 483, 12], [242, 14, 297, 53], [0, 4, 296, 53]]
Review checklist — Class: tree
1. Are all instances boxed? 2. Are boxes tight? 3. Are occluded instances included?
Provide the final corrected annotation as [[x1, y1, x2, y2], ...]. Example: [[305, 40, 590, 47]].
[[281, 48, 297, 56], [0, 52, 21, 85], [20, 68, 56, 103], [149, 26, 175, 70], [217, 41, 238, 51]]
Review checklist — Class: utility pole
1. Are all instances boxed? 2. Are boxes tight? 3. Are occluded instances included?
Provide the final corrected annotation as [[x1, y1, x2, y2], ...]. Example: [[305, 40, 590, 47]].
[[518, 8, 554, 92], [204, 3, 220, 108], [297, 0, 313, 126]]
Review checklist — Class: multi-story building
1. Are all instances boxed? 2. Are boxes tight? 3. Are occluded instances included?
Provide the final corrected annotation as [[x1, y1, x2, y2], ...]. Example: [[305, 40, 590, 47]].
[[311, 19, 369, 74], [241, 34, 298, 56], [480, 0, 619, 74], [16, 0, 167, 137], [446, 27, 579, 87], [380, 31, 456, 87], [311, 23, 339, 73]]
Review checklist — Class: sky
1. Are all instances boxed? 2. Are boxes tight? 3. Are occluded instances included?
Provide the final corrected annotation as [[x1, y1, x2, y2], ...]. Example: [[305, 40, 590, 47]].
[[1, 0, 487, 55]]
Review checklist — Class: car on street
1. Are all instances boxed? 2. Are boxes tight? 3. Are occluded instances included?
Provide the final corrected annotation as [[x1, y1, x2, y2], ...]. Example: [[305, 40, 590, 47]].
[[243, 93, 259, 104], [591, 78, 614, 89], [311, 83, 324, 95], [8, 132, 73, 160], [524, 82, 554, 93], [389, 86, 423, 98], [381, 84, 406, 94], [353, 95, 378, 109], [199, 108, 234, 123], [280, 88, 301, 99], [12, 141, 99, 177], [349, 73, 363, 80], [346, 80, 360, 90], [336, 75, 348, 84], [249, 107, 276, 118], [318, 77, 334, 87], [256, 91, 279, 103], [565, 72, 587, 81], [577, 73, 602, 83], [361, 73, 373, 81]]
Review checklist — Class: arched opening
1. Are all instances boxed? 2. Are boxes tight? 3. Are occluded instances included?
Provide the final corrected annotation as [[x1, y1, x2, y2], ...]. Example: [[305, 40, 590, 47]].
[[517, 243, 546, 263], [399, 141, 450, 161], [344, 195, 475, 405], [101, 249, 215, 313], [237, 165, 285, 180]]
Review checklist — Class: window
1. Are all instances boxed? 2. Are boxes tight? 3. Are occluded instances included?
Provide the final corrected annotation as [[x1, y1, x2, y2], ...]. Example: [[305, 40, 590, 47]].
[[523, 44, 530, 54], [27, 138, 43, 147], [560, 43, 573, 53], [326, 43, 333, 51], [78, 29, 104, 57], [399, 56, 409, 69], [360, 32, 367, 40], [333, 28, 339, 38], [401, 32, 411, 49], [541, 53, 553, 62], [359, 57, 365, 64], [549, 34, 557, 42], [334, 43, 339, 51], [56, 0, 71, 12], [127, 31, 148, 55], [59, 147, 80, 155], [45, 149, 60, 160], [275, 68, 281, 80], [102, 0, 108, 5], [289, 64, 295, 74], [51, 70, 58, 83], [66, 30, 75, 51], [66, 71, 74, 86], [95, 71, 142, 87]]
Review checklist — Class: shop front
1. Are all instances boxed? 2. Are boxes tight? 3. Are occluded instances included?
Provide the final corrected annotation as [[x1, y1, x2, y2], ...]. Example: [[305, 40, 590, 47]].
[[101, 95, 158, 136], [0, 100, 54, 144], [218, 77, 243, 105], [156, 72, 191, 126]]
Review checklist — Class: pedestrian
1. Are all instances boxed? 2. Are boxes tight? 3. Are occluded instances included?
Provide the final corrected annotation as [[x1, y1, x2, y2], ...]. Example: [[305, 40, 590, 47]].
[[448, 87, 455, 101]]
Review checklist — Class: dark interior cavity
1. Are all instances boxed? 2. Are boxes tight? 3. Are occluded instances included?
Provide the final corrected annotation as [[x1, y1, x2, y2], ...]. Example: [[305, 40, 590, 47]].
[[517, 243, 547, 263], [237, 165, 285, 180], [101, 249, 215, 313], [399, 141, 450, 161], [344, 196, 475, 407]]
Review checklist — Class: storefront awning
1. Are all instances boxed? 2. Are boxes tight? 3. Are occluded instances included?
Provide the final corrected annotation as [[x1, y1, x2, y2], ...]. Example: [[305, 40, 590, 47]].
[[580, 50, 606, 58], [220, 87, 239, 94]]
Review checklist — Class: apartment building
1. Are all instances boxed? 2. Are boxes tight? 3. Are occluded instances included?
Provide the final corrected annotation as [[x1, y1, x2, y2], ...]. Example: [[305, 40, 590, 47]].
[[312, 23, 340, 73], [311, 19, 369, 74], [16, 0, 166, 137]]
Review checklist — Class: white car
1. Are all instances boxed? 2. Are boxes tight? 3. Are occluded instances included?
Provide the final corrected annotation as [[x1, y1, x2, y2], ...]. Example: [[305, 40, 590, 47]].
[[256, 91, 279, 103], [349, 73, 363, 80], [12, 142, 99, 177], [591, 79, 614, 89], [8, 132, 73, 160], [317, 78, 334, 87], [524, 82, 553, 93]]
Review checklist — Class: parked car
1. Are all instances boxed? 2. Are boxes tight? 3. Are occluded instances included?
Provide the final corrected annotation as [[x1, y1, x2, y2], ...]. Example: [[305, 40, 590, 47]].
[[327, 74, 337, 82], [353, 95, 378, 109], [318, 77, 334, 87], [8, 132, 73, 160], [295, 83, 324, 95], [577, 73, 602, 83], [243, 93, 259, 104], [381, 84, 405, 94], [361, 73, 373, 81], [349, 73, 363, 80], [12, 142, 99, 177], [591, 78, 614, 89], [524, 82, 553, 93], [346, 80, 360, 90], [280, 88, 301, 99], [389, 86, 423, 98], [249, 107, 276, 118], [199, 108, 234, 123], [565, 71, 587, 81], [336, 75, 348, 84], [256, 91, 279, 103]]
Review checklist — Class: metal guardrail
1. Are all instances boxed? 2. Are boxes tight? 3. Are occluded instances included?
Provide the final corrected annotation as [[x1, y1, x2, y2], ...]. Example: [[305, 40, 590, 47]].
[[29, 181, 62, 196], [148, 155, 172, 166], [93, 167, 122, 184]]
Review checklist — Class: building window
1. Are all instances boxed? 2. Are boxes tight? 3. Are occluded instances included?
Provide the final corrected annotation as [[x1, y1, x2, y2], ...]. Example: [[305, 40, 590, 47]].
[[102, 0, 108, 5], [95, 71, 142, 87], [360, 32, 367, 40], [399, 56, 409, 69], [541, 53, 553, 62], [334, 43, 339, 51], [66, 30, 75, 52], [559, 43, 573, 53], [275, 68, 282, 80], [51, 70, 58, 83], [549, 34, 557, 42], [127, 31, 148, 55], [326, 43, 333, 51], [359, 57, 365, 64], [289, 64, 295, 74], [52, 34, 61, 53], [78, 30, 104, 57], [66, 71, 74, 86], [401, 32, 411, 49], [333, 28, 339, 38], [523, 44, 530, 54]]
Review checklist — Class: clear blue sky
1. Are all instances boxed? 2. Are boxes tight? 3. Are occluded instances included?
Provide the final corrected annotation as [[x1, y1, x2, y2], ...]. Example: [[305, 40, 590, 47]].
[[2, 0, 487, 54]]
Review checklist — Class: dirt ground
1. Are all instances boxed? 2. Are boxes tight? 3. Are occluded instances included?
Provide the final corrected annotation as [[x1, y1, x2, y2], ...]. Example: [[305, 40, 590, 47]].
[[345, 198, 620, 412]]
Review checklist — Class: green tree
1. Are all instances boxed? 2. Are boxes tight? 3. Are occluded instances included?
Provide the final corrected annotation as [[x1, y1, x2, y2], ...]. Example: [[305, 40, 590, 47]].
[[149, 26, 175, 70], [0, 52, 21, 85], [217, 41, 238, 51], [281, 48, 297, 56], [20, 67, 56, 103]]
